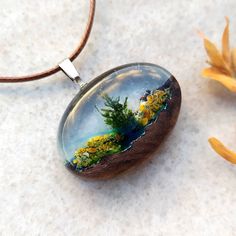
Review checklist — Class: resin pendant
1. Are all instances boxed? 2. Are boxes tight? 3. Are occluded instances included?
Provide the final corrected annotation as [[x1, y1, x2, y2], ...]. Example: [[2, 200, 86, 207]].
[[58, 61, 181, 179]]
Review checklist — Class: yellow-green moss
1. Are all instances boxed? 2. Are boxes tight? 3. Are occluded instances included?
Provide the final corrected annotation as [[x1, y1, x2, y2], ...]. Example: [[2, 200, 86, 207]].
[[137, 88, 170, 125], [73, 133, 123, 170]]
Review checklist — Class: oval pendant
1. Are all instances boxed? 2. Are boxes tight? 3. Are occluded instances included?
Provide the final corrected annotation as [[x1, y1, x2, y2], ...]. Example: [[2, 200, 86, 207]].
[[58, 63, 181, 179]]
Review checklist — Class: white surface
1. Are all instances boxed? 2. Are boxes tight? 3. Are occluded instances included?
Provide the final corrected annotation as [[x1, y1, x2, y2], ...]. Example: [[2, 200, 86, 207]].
[[0, 0, 236, 235]]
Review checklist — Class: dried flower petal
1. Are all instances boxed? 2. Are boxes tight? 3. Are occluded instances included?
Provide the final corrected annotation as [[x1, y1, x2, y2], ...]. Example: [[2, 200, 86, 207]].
[[202, 67, 236, 92], [209, 137, 236, 164], [202, 18, 236, 165], [222, 17, 230, 64], [204, 37, 231, 75], [232, 48, 236, 74]]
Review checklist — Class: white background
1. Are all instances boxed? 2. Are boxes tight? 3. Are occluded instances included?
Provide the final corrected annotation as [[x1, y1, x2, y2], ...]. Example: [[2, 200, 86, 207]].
[[0, 0, 236, 235]]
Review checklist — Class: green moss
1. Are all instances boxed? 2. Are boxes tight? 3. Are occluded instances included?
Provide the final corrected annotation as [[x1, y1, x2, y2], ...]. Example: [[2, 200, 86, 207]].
[[96, 94, 138, 133]]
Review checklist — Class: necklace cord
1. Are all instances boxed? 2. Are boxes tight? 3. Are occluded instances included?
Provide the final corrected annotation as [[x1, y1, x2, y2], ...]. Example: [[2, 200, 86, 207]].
[[0, 0, 96, 83]]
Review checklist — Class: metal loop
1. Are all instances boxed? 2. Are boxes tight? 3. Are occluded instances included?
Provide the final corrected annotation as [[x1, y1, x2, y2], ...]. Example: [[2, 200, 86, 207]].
[[59, 58, 86, 88]]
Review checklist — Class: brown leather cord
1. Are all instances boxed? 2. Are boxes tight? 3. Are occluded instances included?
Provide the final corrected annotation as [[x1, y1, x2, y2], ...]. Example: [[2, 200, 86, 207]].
[[0, 0, 96, 83]]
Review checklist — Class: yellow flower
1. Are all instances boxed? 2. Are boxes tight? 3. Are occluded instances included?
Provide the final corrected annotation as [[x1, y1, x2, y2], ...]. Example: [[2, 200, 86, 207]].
[[209, 138, 236, 164], [139, 103, 146, 112], [87, 148, 97, 153], [147, 95, 153, 103], [201, 17, 236, 92], [140, 117, 149, 126]]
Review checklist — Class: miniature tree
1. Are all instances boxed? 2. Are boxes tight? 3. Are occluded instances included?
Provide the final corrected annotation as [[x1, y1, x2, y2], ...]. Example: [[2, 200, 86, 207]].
[[97, 94, 138, 134]]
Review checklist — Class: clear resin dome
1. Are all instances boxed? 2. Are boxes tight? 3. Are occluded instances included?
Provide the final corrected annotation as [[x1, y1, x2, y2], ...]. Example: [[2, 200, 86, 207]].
[[58, 63, 181, 179]]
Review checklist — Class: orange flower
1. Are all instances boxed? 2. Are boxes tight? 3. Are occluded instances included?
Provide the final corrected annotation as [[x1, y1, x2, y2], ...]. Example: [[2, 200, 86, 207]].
[[201, 17, 236, 92], [209, 138, 236, 164], [201, 18, 236, 164]]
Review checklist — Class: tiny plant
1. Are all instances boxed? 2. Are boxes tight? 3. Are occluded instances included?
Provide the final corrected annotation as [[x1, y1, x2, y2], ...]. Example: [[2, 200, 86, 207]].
[[96, 94, 138, 133]]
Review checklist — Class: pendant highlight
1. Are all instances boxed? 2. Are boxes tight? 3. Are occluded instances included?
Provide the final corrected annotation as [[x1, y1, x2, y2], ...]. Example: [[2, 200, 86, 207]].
[[58, 63, 181, 179]]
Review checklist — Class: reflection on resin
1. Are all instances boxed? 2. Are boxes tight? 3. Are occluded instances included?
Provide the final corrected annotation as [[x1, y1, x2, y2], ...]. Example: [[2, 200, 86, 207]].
[[58, 63, 174, 173]]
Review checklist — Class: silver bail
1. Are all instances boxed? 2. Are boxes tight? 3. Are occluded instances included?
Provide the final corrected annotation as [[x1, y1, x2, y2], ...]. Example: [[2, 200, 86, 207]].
[[59, 58, 86, 88]]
